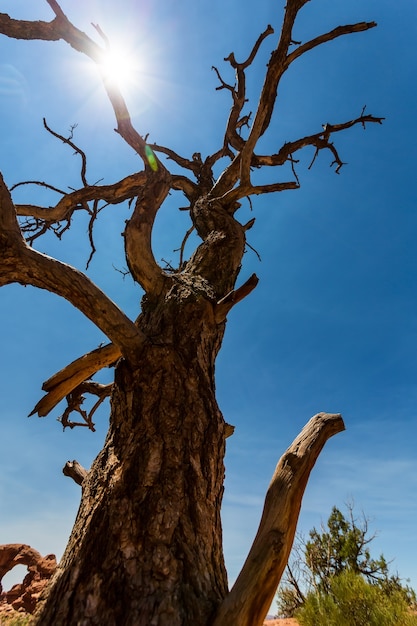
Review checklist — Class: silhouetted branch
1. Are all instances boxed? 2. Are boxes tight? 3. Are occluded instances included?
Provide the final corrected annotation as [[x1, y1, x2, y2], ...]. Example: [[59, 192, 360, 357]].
[[284, 21, 377, 70], [43, 118, 88, 187], [254, 111, 384, 173]]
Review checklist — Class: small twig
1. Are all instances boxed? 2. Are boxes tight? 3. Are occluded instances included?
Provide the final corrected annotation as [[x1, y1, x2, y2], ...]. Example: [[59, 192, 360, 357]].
[[212, 65, 234, 93], [85, 199, 100, 269], [43, 117, 88, 187], [91, 22, 110, 49], [10, 180, 66, 195], [112, 264, 131, 280], [174, 225, 195, 269], [245, 240, 262, 262]]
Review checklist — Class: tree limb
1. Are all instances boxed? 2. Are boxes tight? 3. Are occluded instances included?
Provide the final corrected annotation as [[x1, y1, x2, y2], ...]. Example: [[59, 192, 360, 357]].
[[30, 343, 121, 417], [15, 171, 149, 222], [123, 171, 171, 295], [211, 2, 379, 198], [215, 25, 274, 155], [212, 412, 345, 626], [254, 110, 384, 172], [284, 22, 377, 70], [1, 174, 143, 361]]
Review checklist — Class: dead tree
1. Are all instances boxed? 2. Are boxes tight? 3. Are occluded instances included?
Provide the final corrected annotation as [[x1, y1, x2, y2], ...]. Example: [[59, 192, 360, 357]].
[[0, 2, 382, 624]]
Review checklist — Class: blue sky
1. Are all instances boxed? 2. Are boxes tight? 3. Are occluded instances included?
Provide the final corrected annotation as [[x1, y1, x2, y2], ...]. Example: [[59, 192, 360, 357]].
[[0, 0, 416, 600]]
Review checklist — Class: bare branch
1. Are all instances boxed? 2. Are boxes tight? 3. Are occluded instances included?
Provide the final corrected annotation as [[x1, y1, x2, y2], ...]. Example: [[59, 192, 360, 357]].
[[268, 112, 383, 172], [31, 343, 121, 417], [214, 25, 274, 159], [15, 171, 149, 222], [213, 412, 345, 626], [123, 172, 172, 295], [284, 22, 377, 70], [150, 143, 200, 173], [211, 6, 379, 199], [0, 12, 61, 41], [43, 118, 88, 187], [174, 225, 195, 269], [11, 180, 66, 196], [170, 174, 198, 200], [0, 4, 165, 172], [1, 175, 143, 360], [218, 180, 299, 207]]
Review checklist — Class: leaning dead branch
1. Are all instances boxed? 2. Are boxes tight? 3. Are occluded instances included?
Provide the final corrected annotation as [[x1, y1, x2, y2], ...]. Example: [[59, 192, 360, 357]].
[[213, 412, 345, 626]]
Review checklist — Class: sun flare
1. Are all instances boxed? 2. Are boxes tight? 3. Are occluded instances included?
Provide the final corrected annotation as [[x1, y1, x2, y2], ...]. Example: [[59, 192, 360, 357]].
[[99, 46, 140, 91]]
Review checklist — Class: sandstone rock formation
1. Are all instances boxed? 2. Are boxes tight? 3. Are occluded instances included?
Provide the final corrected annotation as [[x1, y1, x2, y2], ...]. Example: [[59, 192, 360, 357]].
[[0, 544, 57, 614]]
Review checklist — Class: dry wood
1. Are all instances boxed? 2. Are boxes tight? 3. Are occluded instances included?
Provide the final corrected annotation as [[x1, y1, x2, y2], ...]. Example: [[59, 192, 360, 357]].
[[62, 460, 88, 486], [212, 413, 345, 626], [31, 343, 121, 417]]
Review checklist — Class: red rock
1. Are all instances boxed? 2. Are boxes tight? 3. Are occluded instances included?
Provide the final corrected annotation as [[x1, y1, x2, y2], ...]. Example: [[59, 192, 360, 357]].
[[0, 544, 57, 614]]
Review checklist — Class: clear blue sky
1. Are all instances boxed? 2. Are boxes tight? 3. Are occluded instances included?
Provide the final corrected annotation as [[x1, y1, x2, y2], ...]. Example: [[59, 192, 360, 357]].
[[1, 0, 416, 599]]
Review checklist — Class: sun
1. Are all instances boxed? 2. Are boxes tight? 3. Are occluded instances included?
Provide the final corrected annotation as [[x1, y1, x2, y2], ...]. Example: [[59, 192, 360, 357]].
[[99, 46, 140, 92]]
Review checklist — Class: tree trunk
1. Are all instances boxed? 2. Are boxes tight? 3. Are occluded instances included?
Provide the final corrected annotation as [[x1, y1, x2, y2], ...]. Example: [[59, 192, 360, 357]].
[[33, 283, 230, 626]]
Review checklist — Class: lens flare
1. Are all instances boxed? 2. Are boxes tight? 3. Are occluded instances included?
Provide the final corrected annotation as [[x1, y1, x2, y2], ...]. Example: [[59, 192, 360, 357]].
[[145, 145, 158, 172]]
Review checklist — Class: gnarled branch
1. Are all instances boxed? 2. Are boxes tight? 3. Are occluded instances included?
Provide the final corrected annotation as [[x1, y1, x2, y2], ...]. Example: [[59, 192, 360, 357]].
[[1, 175, 143, 361], [123, 171, 171, 295], [58, 381, 113, 432], [213, 412, 345, 626], [15, 171, 149, 223], [253, 109, 384, 174], [211, 2, 379, 198]]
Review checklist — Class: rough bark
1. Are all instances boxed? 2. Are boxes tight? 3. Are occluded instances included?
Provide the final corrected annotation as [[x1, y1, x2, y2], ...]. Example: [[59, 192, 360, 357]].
[[33, 274, 230, 626]]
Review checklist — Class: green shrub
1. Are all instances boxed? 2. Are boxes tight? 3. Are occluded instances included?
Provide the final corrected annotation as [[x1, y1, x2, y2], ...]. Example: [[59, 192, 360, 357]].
[[0, 614, 31, 626], [296, 570, 417, 626]]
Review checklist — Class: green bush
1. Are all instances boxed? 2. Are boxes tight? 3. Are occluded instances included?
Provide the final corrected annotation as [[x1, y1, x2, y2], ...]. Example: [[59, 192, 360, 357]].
[[296, 570, 417, 626], [0, 614, 31, 626]]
